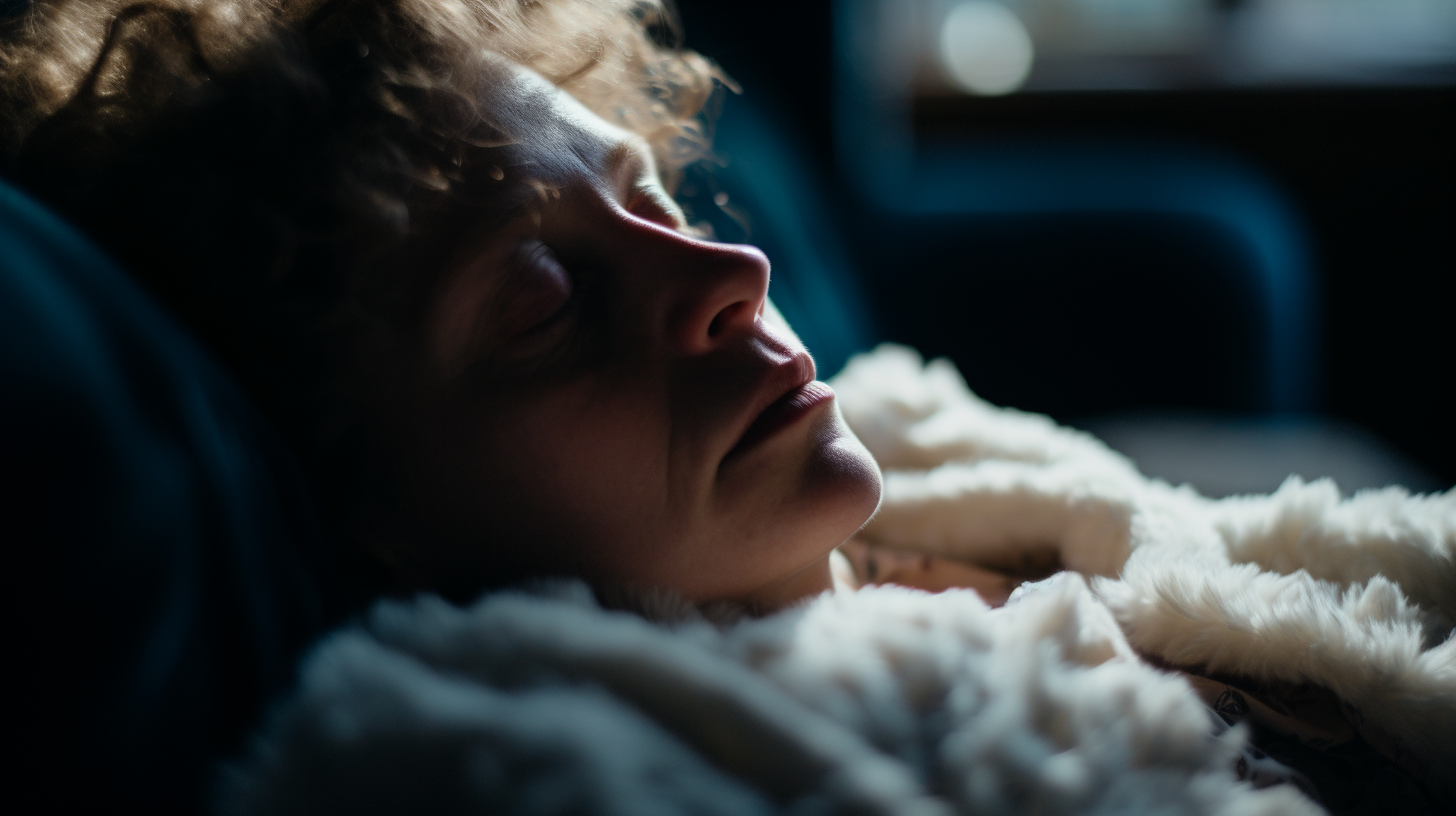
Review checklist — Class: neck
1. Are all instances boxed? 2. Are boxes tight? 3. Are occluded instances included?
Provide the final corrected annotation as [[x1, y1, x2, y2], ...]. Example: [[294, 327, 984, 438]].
[[740, 552, 834, 614]]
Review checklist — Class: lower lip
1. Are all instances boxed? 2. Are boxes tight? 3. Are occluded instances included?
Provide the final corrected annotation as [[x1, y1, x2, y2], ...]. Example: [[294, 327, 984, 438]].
[[730, 381, 836, 458]]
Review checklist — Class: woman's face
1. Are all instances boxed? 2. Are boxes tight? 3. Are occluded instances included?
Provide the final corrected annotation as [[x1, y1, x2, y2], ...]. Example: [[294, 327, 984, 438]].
[[390, 63, 881, 607]]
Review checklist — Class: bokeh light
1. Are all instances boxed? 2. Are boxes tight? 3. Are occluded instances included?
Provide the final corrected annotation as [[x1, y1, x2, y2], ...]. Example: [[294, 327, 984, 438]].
[[938, 1, 1035, 96]]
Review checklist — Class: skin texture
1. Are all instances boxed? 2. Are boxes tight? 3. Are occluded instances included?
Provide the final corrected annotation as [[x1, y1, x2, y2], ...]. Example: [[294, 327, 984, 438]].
[[837, 538, 1021, 607], [384, 63, 882, 610]]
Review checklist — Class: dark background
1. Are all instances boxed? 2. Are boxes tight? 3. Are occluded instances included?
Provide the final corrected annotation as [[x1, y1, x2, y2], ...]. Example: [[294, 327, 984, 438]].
[[675, 0, 1455, 485]]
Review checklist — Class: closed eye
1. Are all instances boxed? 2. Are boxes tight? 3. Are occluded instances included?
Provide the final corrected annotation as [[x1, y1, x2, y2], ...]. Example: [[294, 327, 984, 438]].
[[497, 240, 574, 339]]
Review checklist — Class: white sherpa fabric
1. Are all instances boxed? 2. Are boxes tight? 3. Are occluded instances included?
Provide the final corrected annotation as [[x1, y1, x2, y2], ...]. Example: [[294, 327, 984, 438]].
[[834, 344, 1456, 801], [222, 344, 1451, 814], [223, 577, 1318, 815]]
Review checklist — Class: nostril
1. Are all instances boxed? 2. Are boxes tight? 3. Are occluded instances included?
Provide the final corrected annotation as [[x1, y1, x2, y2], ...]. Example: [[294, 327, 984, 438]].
[[707, 300, 755, 338], [675, 242, 769, 352]]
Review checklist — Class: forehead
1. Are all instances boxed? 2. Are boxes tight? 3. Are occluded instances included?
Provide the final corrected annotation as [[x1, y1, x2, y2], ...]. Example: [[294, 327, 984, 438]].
[[478, 58, 652, 191]]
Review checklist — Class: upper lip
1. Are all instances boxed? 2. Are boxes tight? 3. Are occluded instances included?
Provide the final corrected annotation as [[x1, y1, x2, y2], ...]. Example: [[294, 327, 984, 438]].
[[723, 349, 817, 463]]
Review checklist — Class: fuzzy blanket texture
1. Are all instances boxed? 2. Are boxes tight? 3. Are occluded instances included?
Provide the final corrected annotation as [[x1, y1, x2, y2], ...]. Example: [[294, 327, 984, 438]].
[[222, 345, 1454, 815]]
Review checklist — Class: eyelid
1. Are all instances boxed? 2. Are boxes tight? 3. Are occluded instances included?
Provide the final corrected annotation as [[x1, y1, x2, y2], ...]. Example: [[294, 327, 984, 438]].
[[497, 240, 573, 339]]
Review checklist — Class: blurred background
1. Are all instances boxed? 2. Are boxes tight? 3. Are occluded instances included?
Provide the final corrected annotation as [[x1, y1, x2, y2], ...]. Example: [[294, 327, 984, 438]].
[[675, 0, 1454, 496]]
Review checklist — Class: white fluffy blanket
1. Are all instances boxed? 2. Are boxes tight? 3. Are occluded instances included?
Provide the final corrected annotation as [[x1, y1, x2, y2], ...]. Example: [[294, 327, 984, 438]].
[[222, 345, 1454, 815]]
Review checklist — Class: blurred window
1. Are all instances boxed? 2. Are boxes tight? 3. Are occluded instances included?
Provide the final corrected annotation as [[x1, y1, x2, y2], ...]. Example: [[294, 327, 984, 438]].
[[888, 0, 1456, 95]]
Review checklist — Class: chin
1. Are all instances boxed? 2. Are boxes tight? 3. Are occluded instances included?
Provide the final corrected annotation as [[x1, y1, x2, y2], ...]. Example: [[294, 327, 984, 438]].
[[798, 409, 883, 543], [694, 406, 882, 604]]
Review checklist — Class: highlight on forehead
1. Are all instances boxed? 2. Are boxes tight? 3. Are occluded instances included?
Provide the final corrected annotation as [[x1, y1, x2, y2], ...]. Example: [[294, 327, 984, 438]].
[[503, 73, 662, 201]]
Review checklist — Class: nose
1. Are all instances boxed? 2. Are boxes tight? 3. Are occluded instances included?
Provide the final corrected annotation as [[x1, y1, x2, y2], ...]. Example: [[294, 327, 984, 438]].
[[658, 234, 771, 356]]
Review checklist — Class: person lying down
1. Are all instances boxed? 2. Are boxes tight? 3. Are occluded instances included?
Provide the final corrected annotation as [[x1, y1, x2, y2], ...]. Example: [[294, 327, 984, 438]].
[[4, 1, 1451, 814]]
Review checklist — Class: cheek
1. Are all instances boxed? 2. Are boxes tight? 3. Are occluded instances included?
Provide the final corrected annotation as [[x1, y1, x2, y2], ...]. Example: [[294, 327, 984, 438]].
[[464, 389, 675, 562]]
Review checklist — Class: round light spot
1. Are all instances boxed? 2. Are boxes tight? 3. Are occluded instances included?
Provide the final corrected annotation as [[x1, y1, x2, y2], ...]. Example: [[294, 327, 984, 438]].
[[939, 2, 1035, 96]]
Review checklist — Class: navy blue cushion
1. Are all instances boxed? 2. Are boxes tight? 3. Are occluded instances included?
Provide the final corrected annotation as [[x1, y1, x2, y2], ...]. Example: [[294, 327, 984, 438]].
[[1, 179, 342, 813]]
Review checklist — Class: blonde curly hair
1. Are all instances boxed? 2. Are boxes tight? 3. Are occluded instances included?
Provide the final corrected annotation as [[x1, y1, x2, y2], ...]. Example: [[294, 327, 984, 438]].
[[0, 0, 728, 580], [1, 0, 720, 169]]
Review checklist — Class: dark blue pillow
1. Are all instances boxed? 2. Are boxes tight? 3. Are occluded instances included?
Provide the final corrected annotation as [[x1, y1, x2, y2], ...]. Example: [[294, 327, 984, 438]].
[[0, 179, 343, 813]]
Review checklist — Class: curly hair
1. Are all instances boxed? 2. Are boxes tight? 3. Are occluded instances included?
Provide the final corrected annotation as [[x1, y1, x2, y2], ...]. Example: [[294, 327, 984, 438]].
[[0, 0, 728, 585]]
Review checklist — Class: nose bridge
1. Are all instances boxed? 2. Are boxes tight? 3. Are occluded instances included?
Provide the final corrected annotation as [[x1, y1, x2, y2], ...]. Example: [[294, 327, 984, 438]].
[[649, 227, 770, 355]]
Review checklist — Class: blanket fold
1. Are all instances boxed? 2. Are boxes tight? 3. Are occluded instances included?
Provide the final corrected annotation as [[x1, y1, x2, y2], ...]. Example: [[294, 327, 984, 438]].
[[835, 345, 1455, 805]]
